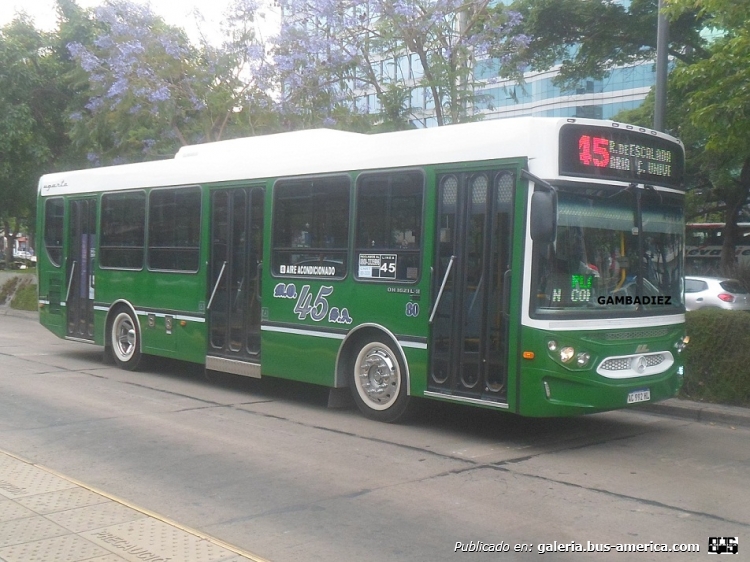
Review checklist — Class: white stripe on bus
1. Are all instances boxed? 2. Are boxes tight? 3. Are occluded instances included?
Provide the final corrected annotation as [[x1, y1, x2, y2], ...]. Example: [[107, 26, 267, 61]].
[[261, 325, 427, 349]]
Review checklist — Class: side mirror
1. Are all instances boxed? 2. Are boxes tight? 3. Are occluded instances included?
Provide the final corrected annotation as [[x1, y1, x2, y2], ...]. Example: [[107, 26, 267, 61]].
[[530, 189, 558, 244]]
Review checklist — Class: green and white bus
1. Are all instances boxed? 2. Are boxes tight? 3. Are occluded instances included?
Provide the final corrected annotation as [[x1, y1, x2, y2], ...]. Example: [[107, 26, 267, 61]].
[[37, 117, 688, 421]]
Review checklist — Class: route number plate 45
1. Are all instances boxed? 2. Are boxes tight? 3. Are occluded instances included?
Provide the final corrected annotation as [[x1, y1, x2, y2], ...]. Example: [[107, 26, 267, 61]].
[[627, 389, 651, 404]]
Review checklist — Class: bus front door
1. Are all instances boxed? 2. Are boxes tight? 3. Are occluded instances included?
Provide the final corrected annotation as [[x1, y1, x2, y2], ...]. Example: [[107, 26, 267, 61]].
[[429, 170, 515, 404], [66, 198, 97, 341], [206, 187, 264, 376]]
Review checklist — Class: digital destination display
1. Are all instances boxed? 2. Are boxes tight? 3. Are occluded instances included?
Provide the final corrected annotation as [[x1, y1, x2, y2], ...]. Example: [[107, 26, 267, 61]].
[[559, 124, 684, 189], [547, 274, 595, 307]]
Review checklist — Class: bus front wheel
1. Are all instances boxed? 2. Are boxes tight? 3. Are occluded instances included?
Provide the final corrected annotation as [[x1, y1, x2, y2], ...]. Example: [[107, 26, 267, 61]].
[[109, 309, 142, 371], [350, 336, 410, 423]]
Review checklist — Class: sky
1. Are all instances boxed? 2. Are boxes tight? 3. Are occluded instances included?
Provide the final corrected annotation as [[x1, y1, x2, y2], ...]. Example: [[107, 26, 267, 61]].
[[0, 0, 280, 45]]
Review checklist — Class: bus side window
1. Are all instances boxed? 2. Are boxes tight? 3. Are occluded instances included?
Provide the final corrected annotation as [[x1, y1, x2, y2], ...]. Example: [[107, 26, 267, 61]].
[[100, 191, 145, 269], [148, 186, 201, 272], [44, 197, 65, 267], [272, 176, 350, 278], [354, 171, 423, 282]]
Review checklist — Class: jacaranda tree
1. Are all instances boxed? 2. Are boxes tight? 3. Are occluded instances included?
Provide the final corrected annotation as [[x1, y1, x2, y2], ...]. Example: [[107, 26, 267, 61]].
[[273, 0, 530, 128], [67, 0, 274, 165]]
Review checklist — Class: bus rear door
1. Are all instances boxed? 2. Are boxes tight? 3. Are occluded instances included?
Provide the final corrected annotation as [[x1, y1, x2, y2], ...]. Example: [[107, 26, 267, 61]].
[[66, 197, 97, 341]]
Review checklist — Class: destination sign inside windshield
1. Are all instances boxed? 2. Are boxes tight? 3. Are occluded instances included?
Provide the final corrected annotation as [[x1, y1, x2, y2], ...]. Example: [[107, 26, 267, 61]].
[[559, 124, 684, 189]]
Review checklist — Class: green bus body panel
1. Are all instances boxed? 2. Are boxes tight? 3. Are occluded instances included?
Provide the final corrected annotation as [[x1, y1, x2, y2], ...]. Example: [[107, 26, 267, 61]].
[[95, 269, 208, 364]]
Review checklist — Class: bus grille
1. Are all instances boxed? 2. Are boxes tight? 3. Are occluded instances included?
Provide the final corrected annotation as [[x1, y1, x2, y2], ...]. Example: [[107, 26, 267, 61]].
[[600, 354, 665, 371], [602, 328, 669, 341], [597, 352, 672, 379], [599, 358, 631, 371]]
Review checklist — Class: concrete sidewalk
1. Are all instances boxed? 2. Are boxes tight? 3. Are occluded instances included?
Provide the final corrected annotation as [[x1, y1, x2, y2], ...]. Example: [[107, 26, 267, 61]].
[[0, 450, 268, 562]]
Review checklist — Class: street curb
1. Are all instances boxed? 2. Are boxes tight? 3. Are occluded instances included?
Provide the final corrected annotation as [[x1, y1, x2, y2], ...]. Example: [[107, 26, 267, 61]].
[[635, 398, 750, 428]]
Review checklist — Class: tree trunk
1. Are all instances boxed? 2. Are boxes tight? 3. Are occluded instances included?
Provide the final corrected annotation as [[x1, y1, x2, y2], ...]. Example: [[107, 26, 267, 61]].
[[720, 156, 750, 276], [720, 202, 740, 276], [3, 219, 14, 268]]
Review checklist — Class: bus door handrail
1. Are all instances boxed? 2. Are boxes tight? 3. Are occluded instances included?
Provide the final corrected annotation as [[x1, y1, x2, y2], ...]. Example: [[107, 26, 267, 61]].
[[207, 261, 227, 311], [65, 261, 77, 304], [502, 269, 512, 318], [255, 261, 263, 303], [429, 255, 455, 324]]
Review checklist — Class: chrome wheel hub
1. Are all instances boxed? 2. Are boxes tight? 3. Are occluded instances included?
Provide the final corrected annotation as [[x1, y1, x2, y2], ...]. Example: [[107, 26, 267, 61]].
[[358, 348, 398, 406]]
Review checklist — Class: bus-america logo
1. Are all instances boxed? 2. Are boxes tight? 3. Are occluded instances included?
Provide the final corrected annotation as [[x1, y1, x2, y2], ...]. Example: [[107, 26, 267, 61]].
[[273, 283, 353, 324]]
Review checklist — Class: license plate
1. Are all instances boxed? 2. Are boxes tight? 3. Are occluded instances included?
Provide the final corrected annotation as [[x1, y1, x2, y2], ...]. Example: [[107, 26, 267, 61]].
[[627, 389, 651, 404]]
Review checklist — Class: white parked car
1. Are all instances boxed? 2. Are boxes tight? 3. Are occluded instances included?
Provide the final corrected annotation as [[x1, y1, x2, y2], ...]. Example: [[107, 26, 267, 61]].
[[684, 276, 750, 311]]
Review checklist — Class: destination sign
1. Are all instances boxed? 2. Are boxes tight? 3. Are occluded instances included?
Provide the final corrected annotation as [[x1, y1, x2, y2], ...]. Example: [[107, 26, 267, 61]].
[[559, 124, 684, 189]]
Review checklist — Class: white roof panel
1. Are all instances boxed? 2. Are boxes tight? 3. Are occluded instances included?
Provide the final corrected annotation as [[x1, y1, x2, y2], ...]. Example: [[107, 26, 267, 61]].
[[38, 118, 681, 197]]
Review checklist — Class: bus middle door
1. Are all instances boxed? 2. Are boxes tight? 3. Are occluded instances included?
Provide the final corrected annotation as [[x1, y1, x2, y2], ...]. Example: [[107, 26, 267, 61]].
[[206, 186, 264, 376]]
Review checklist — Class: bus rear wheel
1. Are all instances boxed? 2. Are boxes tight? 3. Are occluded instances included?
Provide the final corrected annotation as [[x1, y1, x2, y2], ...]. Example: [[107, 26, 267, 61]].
[[109, 309, 142, 371], [350, 336, 410, 423]]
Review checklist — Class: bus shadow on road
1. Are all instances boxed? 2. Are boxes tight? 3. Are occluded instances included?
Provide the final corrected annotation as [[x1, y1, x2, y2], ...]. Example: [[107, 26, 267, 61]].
[[63, 349, 662, 447]]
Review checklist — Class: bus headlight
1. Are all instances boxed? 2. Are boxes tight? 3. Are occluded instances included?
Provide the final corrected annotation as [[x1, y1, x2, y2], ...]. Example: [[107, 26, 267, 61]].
[[576, 352, 590, 367], [560, 347, 575, 363], [547, 340, 558, 351]]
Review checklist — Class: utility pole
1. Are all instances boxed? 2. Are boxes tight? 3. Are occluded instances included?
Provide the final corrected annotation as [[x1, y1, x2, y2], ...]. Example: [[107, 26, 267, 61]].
[[654, 0, 669, 131]]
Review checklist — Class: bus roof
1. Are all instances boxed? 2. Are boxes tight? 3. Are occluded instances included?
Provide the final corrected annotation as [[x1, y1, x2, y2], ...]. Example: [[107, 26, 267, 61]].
[[38, 117, 682, 197]]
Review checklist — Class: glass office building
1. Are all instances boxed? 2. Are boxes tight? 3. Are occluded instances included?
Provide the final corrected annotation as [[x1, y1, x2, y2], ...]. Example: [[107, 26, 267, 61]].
[[467, 0, 655, 124], [471, 61, 655, 121]]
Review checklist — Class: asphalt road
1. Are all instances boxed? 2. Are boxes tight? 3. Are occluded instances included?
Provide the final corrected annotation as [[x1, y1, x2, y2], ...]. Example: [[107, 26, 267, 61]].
[[1, 311, 748, 561]]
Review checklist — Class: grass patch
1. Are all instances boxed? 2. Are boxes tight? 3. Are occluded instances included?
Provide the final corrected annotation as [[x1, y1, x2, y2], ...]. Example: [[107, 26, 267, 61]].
[[682, 309, 750, 407], [0, 277, 21, 305], [10, 280, 38, 311], [1, 275, 38, 311]]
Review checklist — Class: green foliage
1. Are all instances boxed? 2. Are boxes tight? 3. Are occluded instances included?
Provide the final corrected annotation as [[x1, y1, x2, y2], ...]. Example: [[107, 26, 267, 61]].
[[10, 279, 37, 311], [666, 0, 750, 274], [0, 17, 58, 231], [508, 0, 708, 90], [682, 309, 750, 407]]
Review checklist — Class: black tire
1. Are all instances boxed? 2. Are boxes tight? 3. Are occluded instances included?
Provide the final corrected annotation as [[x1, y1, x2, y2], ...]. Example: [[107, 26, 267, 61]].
[[349, 335, 410, 423], [109, 308, 142, 371]]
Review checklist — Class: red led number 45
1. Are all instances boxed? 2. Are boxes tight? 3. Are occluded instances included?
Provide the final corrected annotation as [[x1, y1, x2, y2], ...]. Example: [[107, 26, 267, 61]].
[[578, 135, 610, 168]]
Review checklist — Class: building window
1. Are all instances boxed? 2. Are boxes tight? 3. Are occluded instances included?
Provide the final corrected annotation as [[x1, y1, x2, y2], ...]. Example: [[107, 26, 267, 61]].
[[272, 176, 350, 278], [576, 105, 603, 119], [100, 192, 145, 269], [44, 198, 64, 267], [355, 171, 423, 282], [148, 186, 201, 272]]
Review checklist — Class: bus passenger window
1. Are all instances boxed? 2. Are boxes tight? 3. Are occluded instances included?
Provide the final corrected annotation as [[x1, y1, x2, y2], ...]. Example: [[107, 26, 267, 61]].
[[355, 171, 423, 282], [44, 198, 65, 267], [148, 186, 201, 272], [100, 191, 145, 269], [272, 176, 350, 278]]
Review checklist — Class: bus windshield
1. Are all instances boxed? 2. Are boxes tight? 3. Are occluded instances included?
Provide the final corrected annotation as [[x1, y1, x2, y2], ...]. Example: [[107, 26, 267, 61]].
[[532, 189, 684, 317]]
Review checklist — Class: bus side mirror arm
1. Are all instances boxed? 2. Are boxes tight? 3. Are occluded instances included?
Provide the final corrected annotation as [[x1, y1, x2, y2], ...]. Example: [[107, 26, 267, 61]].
[[522, 170, 558, 245]]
